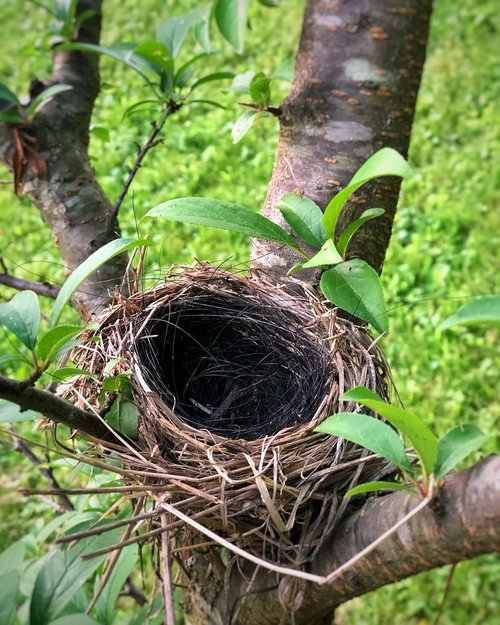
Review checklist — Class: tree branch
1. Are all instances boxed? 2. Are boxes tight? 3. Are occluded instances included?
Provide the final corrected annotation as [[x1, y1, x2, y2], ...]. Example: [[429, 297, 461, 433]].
[[0, 0, 128, 314], [0, 374, 110, 439], [252, 0, 432, 280], [0, 271, 61, 300], [192, 456, 499, 625]]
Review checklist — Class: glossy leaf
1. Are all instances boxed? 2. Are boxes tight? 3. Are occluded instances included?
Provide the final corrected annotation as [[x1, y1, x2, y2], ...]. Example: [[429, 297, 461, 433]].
[[189, 71, 234, 92], [0, 81, 20, 105], [51, 238, 151, 326], [0, 110, 23, 123], [232, 109, 260, 143], [215, 0, 249, 53], [272, 57, 294, 81], [27, 84, 73, 119], [48, 615, 101, 625], [133, 41, 174, 78], [0, 540, 26, 574], [320, 259, 388, 333], [435, 425, 487, 480], [323, 148, 413, 237], [342, 386, 439, 478], [37, 325, 81, 364], [277, 193, 327, 249], [147, 197, 298, 248], [0, 290, 40, 350], [230, 70, 255, 94], [94, 546, 138, 625], [316, 412, 412, 472], [29, 529, 121, 625], [58, 42, 154, 86], [51, 367, 98, 382], [0, 401, 41, 424], [439, 295, 500, 330], [302, 239, 342, 268], [337, 208, 385, 257], [0, 572, 19, 625], [249, 71, 271, 106], [345, 480, 417, 498], [156, 13, 198, 59], [193, 7, 211, 52]]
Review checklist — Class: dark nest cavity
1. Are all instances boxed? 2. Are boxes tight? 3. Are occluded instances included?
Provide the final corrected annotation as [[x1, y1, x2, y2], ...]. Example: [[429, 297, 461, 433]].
[[134, 290, 330, 440]]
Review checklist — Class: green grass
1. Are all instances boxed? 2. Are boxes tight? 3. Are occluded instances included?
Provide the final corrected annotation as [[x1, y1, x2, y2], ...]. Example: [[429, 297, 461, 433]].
[[0, 0, 499, 622]]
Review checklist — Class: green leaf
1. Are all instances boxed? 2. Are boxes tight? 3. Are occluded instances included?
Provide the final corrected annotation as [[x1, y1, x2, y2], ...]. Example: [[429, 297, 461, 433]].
[[146, 197, 298, 248], [320, 259, 388, 333], [342, 386, 439, 478], [90, 126, 110, 142], [0, 571, 20, 625], [0, 81, 21, 105], [27, 84, 73, 119], [0, 111, 23, 123], [37, 325, 82, 364], [439, 295, 500, 330], [48, 615, 101, 625], [435, 425, 487, 480], [0, 540, 26, 574], [232, 109, 260, 143], [193, 7, 211, 52], [249, 71, 271, 106], [323, 148, 413, 237], [58, 42, 155, 86], [271, 57, 294, 81], [156, 13, 196, 58], [302, 239, 342, 268], [94, 546, 138, 625], [214, 0, 249, 54], [106, 399, 138, 439], [230, 70, 255, 94], [344, 480, 417, 498], [0, 401, 42, 424], [316, 412, 412, 472], [337, 208, 385, 257], [133, 40, 174, 78], [189, 71, 234, 92], [188, 99, 227, 111], [51, 238, 151, 327], [51, 367, 98, 382], [258, 0, 280, 7], [277, 193, 327, 249], [0, 290, 41, 350], [29, 528, 121, 625]]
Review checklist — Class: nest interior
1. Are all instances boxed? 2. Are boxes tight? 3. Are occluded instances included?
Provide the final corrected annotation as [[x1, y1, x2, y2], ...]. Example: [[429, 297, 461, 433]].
[[66, 265, 396, 568]]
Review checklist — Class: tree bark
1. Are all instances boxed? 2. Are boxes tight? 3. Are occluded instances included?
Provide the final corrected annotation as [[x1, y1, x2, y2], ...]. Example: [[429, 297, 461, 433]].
[[183, 456, 499, 625], [0, 0, 127, 313], [252, 0, 432, 279]]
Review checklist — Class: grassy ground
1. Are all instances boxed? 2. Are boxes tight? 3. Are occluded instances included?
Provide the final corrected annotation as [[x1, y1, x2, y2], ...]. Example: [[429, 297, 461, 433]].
[[0, 0, 498, 623]]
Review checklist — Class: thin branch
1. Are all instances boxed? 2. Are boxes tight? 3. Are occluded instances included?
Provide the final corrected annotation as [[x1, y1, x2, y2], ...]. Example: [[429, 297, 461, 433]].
[[11, 430, 74, 511], [0, 373, 111, 439], [0, 271, 61, 299], [112, 109, 173, 220]]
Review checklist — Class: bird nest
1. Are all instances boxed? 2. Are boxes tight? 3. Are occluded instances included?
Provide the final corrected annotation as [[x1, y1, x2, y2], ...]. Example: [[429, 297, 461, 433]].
[[63, 264, 396, 570]]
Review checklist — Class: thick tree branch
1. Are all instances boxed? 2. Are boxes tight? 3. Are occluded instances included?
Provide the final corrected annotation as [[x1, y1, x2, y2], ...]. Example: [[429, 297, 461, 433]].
[[0, 271, 61, 300], [0, 373, 110, 439], [186, 456, 499, 625], [252, 0, 432, 279], [0, 0, 127, 314]]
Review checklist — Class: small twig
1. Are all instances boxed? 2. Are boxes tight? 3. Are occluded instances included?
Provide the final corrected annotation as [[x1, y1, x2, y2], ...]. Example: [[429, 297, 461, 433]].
[[432, 563, 458, 625], [112, 107, 177, 219], [161, 514, 176, 625], [238, 101, 282, 117], [0, 271, 61, 299], [10, 428, 74, 511]]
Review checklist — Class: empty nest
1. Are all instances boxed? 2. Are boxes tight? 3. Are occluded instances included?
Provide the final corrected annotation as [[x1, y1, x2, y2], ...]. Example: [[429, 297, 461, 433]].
[[64, 264, 396, 568]]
